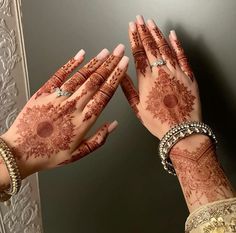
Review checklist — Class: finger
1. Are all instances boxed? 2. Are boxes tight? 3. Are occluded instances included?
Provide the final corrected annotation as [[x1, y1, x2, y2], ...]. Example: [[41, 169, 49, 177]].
[[67, 44, 125, 111], [129, 21, 151, 78], [57, 121, 118, 165], [34, 49, 85, 99], [82, 56, 129, 124], [169, 30, 195, 81], [136, 15, 163, 72], [59, 48, 110, 101], [120, 74, 140, 117], [147, 19, 178, 71]]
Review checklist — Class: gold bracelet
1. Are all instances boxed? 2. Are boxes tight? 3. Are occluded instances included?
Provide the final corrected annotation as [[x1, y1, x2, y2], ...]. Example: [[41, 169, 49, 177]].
[[0, 137, 22, 202]]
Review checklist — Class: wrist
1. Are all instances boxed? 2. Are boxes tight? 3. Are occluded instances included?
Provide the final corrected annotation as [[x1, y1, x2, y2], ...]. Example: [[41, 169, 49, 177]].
[[0, 158, 11, 192]]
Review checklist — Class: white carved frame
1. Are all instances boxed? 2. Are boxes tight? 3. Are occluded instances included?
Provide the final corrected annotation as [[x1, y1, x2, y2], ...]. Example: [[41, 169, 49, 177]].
[[0, 0, 43, 232]]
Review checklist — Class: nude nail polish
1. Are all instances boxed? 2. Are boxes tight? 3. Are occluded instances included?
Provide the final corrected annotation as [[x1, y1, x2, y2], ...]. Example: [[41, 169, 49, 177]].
[[147, 19, 156, 29], [129, 21, 136, 32], [170, 30, 177, 40], [74, 49, 85, 60], [96, 48, 110, 60], [108, 120, 118, 133], [136, 15, 144, 25], [118, 56, 129, 69], [113, 44, 125, 56]]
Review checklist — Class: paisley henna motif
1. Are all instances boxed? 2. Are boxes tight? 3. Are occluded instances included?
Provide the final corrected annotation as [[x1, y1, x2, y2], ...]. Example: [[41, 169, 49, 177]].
[[35, 58, 80, 99], [145, 69, 195, 125], [170, 139, 234, 208]]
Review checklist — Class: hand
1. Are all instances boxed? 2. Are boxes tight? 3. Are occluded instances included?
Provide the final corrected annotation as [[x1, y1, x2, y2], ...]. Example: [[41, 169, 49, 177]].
[[121, 16, 201, 139], [0, 44, 129, 182]]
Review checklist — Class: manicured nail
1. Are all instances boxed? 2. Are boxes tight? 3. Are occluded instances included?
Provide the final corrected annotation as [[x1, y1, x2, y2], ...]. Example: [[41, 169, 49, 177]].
[[113, 44, 125, 56], [74, 49, 85, 60], [118, 56, 129, 69], [96, 48, 110, 60], [129, 21, 136, 32], [170, 30, 177, 40], [108, 120, 118, 133], [147, 19, 156, 29], [136, 15, 144, 25]]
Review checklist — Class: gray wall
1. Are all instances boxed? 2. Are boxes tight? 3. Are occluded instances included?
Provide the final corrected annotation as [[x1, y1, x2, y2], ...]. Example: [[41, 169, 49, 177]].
[[22, 0, 236, 232]]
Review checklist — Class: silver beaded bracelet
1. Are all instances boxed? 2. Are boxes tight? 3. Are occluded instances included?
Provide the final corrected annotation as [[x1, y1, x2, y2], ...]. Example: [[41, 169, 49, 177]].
[[159, 121, 217, 176], [0, 137, 22, 202]]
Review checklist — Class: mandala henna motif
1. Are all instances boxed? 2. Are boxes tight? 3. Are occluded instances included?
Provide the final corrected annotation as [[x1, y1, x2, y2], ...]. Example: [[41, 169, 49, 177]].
[[174, 39, 194, 81], [170, 139, 234, 207], [57, 125, 108, 165], [35, 58, 80, 99], [131, 32, 149, 76], [145, 69, 195, 125], [12, 98, 80, 160]]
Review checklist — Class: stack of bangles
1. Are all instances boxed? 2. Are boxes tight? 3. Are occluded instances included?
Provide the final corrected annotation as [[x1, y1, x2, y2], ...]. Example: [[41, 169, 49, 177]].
[[159, 121, 217, 175], [0, 137, 22, 202]]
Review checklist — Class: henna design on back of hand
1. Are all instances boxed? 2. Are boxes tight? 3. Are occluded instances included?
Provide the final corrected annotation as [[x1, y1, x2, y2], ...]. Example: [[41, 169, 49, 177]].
[[131, 32, 148, 76], [145, 69, 195, 125], [35, 58, 80, 99]]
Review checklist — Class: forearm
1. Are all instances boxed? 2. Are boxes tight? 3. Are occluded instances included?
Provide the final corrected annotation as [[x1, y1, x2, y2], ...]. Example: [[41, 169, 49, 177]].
[[169, 134, 235, 212]]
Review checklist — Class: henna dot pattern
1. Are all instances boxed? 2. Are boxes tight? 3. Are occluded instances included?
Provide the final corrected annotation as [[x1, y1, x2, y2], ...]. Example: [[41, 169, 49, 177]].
[[145, 69, 196, 125]]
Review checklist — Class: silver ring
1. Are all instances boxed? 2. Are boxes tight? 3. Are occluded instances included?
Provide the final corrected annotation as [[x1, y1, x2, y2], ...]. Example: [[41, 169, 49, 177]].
[[54, 87, 72, 97], [151, 59, 166, 68]]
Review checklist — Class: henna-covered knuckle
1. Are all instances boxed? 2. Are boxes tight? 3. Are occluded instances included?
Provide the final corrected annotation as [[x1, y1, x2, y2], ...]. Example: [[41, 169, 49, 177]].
[[35, 58, 80, 99], [170, 139, 234, 208], [174, 39, 194, 81], [131, 31, 149, 77], [145, 68, 196, 126]]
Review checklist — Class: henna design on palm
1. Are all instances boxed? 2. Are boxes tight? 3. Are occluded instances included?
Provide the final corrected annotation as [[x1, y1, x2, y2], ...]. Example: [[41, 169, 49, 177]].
[[170, 139, 234, 207], [145, 69, 195, 126]]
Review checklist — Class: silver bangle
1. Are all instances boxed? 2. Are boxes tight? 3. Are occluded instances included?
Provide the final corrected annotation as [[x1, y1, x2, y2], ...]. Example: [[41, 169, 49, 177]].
[[0, 137, 22, 202], [159, 121, 217, 176]]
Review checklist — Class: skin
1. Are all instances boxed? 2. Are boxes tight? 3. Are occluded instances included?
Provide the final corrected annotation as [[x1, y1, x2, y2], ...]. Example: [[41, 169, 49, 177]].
[[121, 16, 235, 212], [0, 44, 129, 192]]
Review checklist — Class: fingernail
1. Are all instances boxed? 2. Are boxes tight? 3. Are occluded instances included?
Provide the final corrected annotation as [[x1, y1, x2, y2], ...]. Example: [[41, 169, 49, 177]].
[[147, 19, 156, 29], [108, 120, 118, 133], [170, 30, 177, 40], [136, 15, 144, 25], [113, 44, 125, 56], [129, 21, 136, 32], [74, 49, 85, 60], [96, 48, 110, 60], [118, 56, 129, 69]]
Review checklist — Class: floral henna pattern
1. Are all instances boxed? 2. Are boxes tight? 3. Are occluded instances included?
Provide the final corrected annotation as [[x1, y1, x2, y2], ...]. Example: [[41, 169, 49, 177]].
[[12, 98, 81, 160], [170, 139, 234, 207], [174, 39, 194, 81], [145, 69, 195, 125], [140, 25, 159, 58], [35, 58, 80, 99], [58, 125, 108, 165], [131, 32, 148, 76], [83, 68, 123, 121]]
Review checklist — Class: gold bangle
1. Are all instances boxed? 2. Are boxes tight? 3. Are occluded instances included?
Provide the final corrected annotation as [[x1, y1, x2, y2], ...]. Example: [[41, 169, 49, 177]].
[[0, 137, 22, 202]]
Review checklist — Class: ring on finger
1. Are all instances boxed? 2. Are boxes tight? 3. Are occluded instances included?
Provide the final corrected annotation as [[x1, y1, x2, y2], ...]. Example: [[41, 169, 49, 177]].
[[54, 87, 73, 97], [151, 59, 166, 68]]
